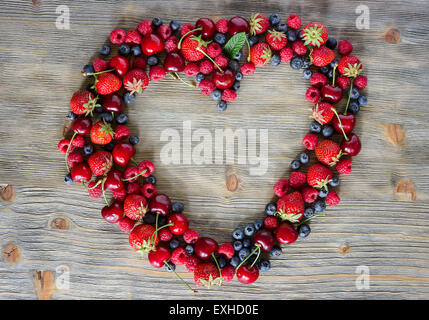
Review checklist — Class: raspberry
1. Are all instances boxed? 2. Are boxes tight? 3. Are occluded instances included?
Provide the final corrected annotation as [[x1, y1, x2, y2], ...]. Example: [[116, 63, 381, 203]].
[[185, 254, 200, 272], [159, 228, 173, 242], [264, 216, 279, 229], [218, 243, 234, 259], [88, 181, 102, 199], [336, 158, 352, 175], [292, 40, 307, 56], [123, 166, 139, 183], [310, 72, 328, 88], [126, 182, 141, 195], [110, 28, 126, 44], [58, 139, 71, 154], [184, 62, 199, 76], [125, 30, 142, 45], [354, 75, 367, 90], [67, 150, 83, 168], [207, 42, 222, 58], [279, 47, 293, 62], [180, 24, 197, 37], [156, 24, 172, 40], [112, 188, 127, 202], [287, 14, 301, 29], [221, 89, 237, 102], [165, 36, 179, 53], [93, 59, 109, 72], [138, 160, 155, 178], [338, 40, 353, 56], [214, 55, 229, 69], [301, 187, 318, 203], [133, 57, 147, 70], [273, 179, 289, 197], [114, 125, 130, 140], [137, 20, 152, 35], [305, 87, 321, 103], [336, 76, 350, 90], [149, 65, 166, 81], [216, 19, 228, 33], [183, 229, 199, 244], [240, 62, 255, 75], [289, 171, 306, 189], [199, 59, 214, 75], [326, 190, 340, 206], [72, 135, 85, 148], [302, 134, 318, 150], [198, 79, 215, 96], [118, 216, 135, 232], [171, 248, 187, 265], [141, 183, 157, 198], [221, 265, 235, 282]]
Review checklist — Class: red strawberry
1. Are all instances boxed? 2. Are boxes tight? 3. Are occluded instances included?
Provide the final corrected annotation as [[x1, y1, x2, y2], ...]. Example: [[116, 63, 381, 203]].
[[338, 56, 362, 77], [90, 121, 114, 145], [88, 151, 113, 175], [315, 140, 343, 166], [250, 42, 272, 67], [248, 13, 270, 35], [95, 72, 122, 95], [123, 69, 149, 95], [276, 191, 305, 223], [302, 22, 328, 47], [124, 194, 148, 220], [70, 90, 100, 115], [265, 30, 287, 50], [180, 35, 208, 62], [313, 102, 335, 125], [310, 46, 335, 67], [129, 224, 158, 251], [307, 164, 333, 189], [194, 262, 221, 287]]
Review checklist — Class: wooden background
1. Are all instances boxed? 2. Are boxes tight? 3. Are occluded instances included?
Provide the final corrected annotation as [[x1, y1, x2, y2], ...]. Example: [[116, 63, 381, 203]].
[[1, 0, 428, 300]]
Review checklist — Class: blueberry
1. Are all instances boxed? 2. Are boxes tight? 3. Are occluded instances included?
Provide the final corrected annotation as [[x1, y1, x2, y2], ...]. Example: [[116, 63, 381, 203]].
[[217, 100, 227, 112], [234, 51, 242, 61], [131, 45, 142, 56], [129, 135, 139, 145], [233, 240, 243, 251], [152, 17, 163, 27], [314, 200, 326, 213], [104, 143, 114, 152], [118, 44, 131, 56], [143, 212, 156, 224], [319, 188, 329, 198], [94, 106, 104, 114], [322, 125, 334, 137], [303, 69, 312, 80], [243, 237, 252, 248], [100, 112, 113, 123], [83, 144, 94, 156], [185, 244, 194, 255], [218, 256, 227, 268], [320, 66, 330, 74], [169, 20, 181, 31], [116, 113, 128, 124], [146, 175, 157, 185], [329, 59, 339, 69], [358, 95, 368, 106], [298, 224, 311, 238], [270, 245, 282, 257], [195, 72, 205, 82], [232, 228, 244, 240], [228, 60, 240, 73], [214, 33, 226, 45], [211, 89, 222, 101], [172, 201, 184, 213], [310, 121, 322, 133], [349, 101, 360, 114], [165, 262, 176, 272], [327, 68, 339, 80], [258, 260, 271, 272], [326, 38, 338, 50], [244, 224, 255, 237], [286, 29, 297, 41], [304, 207, 315, 219], [64, 174, 73, 185], [232, 81, 241, 91], [276, 24, 288, 33], [270, 54, 281, 66], [254, 218, 264, 231], [290, 57, 303, 70], [238, 248, 251, 261], [248, 35, 259, 47], [265, 202, 277, 216], [169, 239, 180, 249], [329, 176, 340, 187], [269, 13, 281, 26], [147, 55, 159, 66], [99, 45, 111, 56], [303, 59, 311, 69], [300, 153, 309, 164], [67, 111, 77, 121], [123, 92, 136, 105], [298, 30, 304, 39], [230, 256, 240, 268], [291, 160, 301, 170], [235, 72, 243, 81], [350, 87, 360, 100], [83, 64, 94, 76]]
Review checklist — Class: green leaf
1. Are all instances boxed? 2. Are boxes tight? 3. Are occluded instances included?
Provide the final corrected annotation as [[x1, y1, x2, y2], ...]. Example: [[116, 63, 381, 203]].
[[223, 32, 247, 60]]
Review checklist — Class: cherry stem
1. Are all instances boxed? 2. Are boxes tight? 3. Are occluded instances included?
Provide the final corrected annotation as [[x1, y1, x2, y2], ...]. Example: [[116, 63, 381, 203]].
[[121, 169, 147, 182], [82, 68, 115, 77], [150, 213, 160, 246], [164, 261, 198, 293], [250, 246, 262, 269], [101, 181, 109, 206], [65, 131, 77, 173], [344, 78, 354, 115], [235, 244, 261, 271], [245, 37, 251, 62], [298, 213, 326, 226], [87, 179, 103, 190], [177, 27, 202, 49], [150, 221, 174, 246], [332, 64, 338, 87], [169, 72, 196, 88], [331, 107, 349, 141], [197, 47, 224, 73], [211, 253, 222, 277], [130, 157, 138, 166]]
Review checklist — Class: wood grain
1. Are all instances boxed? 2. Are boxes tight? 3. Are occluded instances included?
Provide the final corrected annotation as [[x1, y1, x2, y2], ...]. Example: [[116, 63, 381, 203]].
[[1, 0, 429, 300]]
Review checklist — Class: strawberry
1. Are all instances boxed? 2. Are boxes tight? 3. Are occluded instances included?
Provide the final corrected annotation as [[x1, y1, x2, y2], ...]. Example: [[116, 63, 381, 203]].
[[250, 42, 272, 67], [194, 262, 221, 287], [338, 56, 362, 77], [315, 140, 343, 166], [70, 90, 100, 115], [124, 194, 148, 220], [180, 35, 208, 62], [88, 151, 113, 175], [90, 121, 114, 145], [248, 13, 270, 35], [276, 191, 305, 223], [265, 30, 287, 50], [129, 224, 158, 251], [307, 164, 333, 189], [310, 46, 335, 67], [123, 69, 149, 95], [302, 22, 328, 47], [313, 102, 335, 125], [95, 72, 122, 95]]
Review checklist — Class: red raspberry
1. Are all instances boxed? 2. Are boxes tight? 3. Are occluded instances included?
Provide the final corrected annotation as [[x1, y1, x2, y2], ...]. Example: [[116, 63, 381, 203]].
[[141, 183, 157, 198], [183, 229, 199, 244], [125, 30, 142, 45], [58, 139, 71, 154], [279, 47, 293, 62], [88, 180, 102, 199], [112, 188, 127, 202], [207, 42, 222, 58], [149, 65, 166, 81], [159, 228, 173, 242], [326, 191, 340, 206], [338, 40, 353, 56], [292, 41, 307, 56], [264, 216, 279, 229], [126, 182, 141, 195], [171, 248, 187, 265], [165, 36, 179, 53], [221, 89, 237, 102], [137, 160, 155, 178], [301, 187, 318, 203], [305, 87, 321, 103], [133, 57, 147, 70], [214, 55, 229, 69], [199, 59, 214, 75], [287, 14, 301, 29], [310, 72, 328, 88], [137, 20, 152, 35], [67, 150, 83, 168], [157, 24, 172, 40], [240, 62, 255, 75], [221, 265, 235, 282], [123, 166, 139, 183], [336, 158, 352, 175], [110, 28, 126, 44], [114, 125, 130, 140], [184, 62, 199, 76], [302, 134, 318, 150], [354, 75, 367, 90], [198, 79, 215, 96], [185, 254, 200, 272], [72, 135, 85, 148], [180, 24, 197, 37], [118, 216, 135, 232], [289, 171, 306, 189], [273, 179, 289, 197], [93, 59, 109, 72], [218, 243, 234, 259], [216, 19, 228, 33], [336, 76, 350, 90]]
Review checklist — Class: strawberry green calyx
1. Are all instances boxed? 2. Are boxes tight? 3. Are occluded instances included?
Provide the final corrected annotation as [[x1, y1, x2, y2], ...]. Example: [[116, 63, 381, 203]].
[[124, 77, 147, 95], [248, 13, 265, 36], [303, 24, 326, 47], [275, 210, 302, 224], [267, 29, 287, 42], [82, 94, 100, 116], [342, 62, 363, 78], [100, 120, 115, 138], [198, 273, 222, 288]]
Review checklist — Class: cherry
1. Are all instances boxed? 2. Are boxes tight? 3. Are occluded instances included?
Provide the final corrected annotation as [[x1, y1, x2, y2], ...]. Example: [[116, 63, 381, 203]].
[[276, 222, 298, 245], [341, 133, 361, 156], [141, 33, 164, 56], [104, 169, 124, 192], [253, 229, 276, 252], [149, 194, 172, 216], [236, 265, 259, 284], [228, 16, 250, 36], [212, 68, 235, 90], [71, 117, 92, 135], [194, 237, 218, 260], [101, 201, 124, 223], [102, 94, 123, 114], [148, 245, 171, 268], [112, 142, 136, 166], [321, 85, 343, 104], [109, 56, 130, 77], [196, 18, 216, 39], [164, 53, 185, 73], [332, 112, 356, 134], [168, 213, 189, 235], [71, 163, 92, 183]]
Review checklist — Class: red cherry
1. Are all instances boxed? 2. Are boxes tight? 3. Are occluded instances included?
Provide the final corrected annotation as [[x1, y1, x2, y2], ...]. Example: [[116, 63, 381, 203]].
[[228, 16, 250, 36], [236, 265, 259, 284], [321, 85, 343, 104], [148, 245, 171, 268], [141, 33, 164, 56], [104, 169, 124, 192], [109, 56, 130, 77], [194, 237, 219, 260], [101, 201, 124, 223], [168, 213, 189, 235], [276, 222, 298, 245], [332, 112, 356, 134], [164, 53, 185, 72], [253, 229, 276, 252], [71, 117, 92, 135], [196, 18, 216, 39], [149, 194, 171, 216], [341, 133, 361, 156], [102, 94, 123, 114], [71, 163, 92, 183], [212, 68, 235, 90], [112, 142, 136, 166]]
